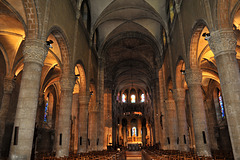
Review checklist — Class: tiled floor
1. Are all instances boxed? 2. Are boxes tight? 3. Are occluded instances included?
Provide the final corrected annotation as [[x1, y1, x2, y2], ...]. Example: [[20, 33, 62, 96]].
[[126, 151, 142, 160]]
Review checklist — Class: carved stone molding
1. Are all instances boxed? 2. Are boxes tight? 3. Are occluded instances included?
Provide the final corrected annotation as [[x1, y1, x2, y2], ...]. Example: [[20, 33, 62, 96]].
[[209, 29, 237, 58], [3, 77, 15, 94], [185, 68, 202, 86], [23, 39, 48, 66]]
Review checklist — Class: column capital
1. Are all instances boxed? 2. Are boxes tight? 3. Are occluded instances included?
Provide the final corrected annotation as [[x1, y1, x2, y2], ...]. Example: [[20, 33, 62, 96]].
[[3, 77, 15, 94], [185, 68, 202, 86], [209, 29, 237, 58], [60, 74, 75, 91], [23, 38, 48, 66]]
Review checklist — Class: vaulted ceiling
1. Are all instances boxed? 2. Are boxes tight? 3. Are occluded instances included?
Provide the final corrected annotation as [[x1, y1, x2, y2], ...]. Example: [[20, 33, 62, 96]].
[[89, 0, 169, 93]]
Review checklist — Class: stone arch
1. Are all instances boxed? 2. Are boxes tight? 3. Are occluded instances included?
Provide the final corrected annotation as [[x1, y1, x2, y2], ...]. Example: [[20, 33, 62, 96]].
[[175, 58, 186, 89], [47, 26, 72, 76], [217, 0, 232, 29], [0, 44, 9, 76], [230, 0, 240, 24], [188, 21, 209, 69], [22, 0, 39, 38]]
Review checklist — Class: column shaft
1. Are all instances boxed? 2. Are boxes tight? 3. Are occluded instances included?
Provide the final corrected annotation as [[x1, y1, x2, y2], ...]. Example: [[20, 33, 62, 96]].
[[209, 29, 240, 159], [0, 77, 15, 157], [78, 95, 88, 153], [166, 100, 178, 150], [88, 111, 98, 151], [174, 88, 189, 151], [185, 68, 211, 156], [56, 76, 75, 157], [9, 39, 47, 160]]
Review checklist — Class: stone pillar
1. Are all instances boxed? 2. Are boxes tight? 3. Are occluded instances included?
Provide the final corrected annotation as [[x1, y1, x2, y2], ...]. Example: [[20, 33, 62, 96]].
[[173, 88, 189, 151], [88, 110, 98, 151], [165, 100, 178, 150], [97, 58, 105, 150], [205, 99, 218, 150], [123, 126, 127, 146], [185, 68, 211, 156], [118, 119, 122, 145], [56, 75, 75, 157], [209, 29, 240, 159], [71, 93, 79, 153], [9, 39, 47, 160], [153, 79, 160, 144], [142, 125, 146, 146], [137, 118, 141, 138], [0, 77, 15, 157], [53, 103, 60, 152], [78, 95, 88, 153], [159, 69, 167, 149], [127, 120, 131, 138]]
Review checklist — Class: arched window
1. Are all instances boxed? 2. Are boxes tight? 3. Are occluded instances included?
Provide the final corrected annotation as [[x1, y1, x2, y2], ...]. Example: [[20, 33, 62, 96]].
[[140, 93, 145, 102], [169, 0, 175, 23], [132, 127, 137, 136], [44, 95, 49, 122], [131, 94, 136, 103], [122, 94, 126, 103], [162, 29, 167, 49], [218, 90, 225, 118]]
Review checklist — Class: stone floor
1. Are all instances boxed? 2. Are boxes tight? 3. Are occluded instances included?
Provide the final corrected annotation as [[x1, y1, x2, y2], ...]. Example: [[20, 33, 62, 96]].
[[126, 151, 142, 160]]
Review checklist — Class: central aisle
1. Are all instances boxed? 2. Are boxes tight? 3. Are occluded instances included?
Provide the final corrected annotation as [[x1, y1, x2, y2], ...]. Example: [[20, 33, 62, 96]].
[[126, 151, 142, 160]]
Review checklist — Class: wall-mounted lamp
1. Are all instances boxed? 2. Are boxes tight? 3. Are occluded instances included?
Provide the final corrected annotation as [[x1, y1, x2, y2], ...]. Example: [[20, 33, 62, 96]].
[[75, 74, 80, 81], [202, 32, 210, 41], [46, 40, 53, 48], [90, 91, 93, 96], [180, 69, 185, 75]]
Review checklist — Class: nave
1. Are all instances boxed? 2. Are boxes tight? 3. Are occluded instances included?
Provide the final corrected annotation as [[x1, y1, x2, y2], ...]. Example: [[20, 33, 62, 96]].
[[1, 0, 240, 160]]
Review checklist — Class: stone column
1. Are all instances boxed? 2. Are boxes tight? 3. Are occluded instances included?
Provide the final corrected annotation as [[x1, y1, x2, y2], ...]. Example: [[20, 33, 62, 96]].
[[137, 118, 141, 138], [173, 88, 189, 151], [9, 39, 47, 160], [159, 69, 167, 149], [209, 29, 240, 159], [88, 110, 98, 151], [123, 126, 127, 146], [53, 103, 60, 152], [153, 79, 160, 144], [127, 120, 131, 138], [56, 75, 75, 157], [118, 119, 122, 145], [0, 77, 15, 157], [142, 125, 146, 146], [185, 68, 211, 156], [205, 99, 218, 150], [165, 100, 178, 150], [71, 93, 79, 153], [97, 58, 105, 150], [78, 95, 88, 153]]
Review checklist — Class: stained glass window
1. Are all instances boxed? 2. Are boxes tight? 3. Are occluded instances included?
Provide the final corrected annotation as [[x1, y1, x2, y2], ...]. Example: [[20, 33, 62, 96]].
[[132, 127, 137, 136], [44, 96, 48, 122], [141, 94, 145, 102], [218, 91, 225, 118], [122, 94, 126, 103], [131, 95, 136, 103]]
